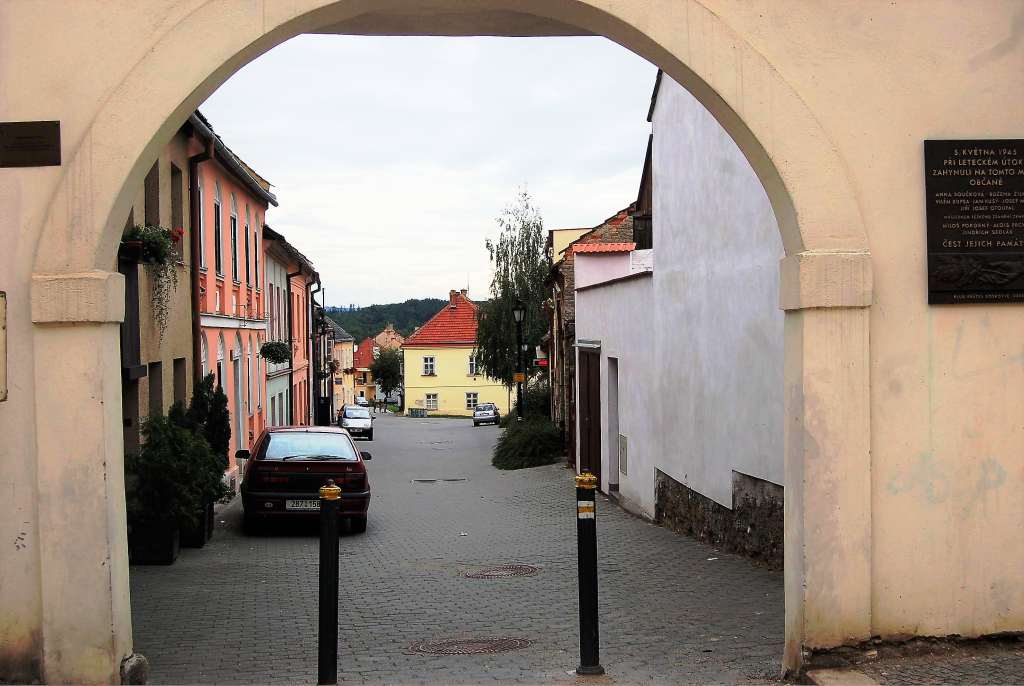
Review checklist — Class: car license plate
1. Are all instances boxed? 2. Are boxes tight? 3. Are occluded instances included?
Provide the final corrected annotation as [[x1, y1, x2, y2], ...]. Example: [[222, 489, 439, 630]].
[[286, 499, 320, 511]]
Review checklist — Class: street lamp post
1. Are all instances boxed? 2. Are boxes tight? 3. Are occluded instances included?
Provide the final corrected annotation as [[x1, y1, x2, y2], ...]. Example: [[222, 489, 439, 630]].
[[513, 298, 526, 421]]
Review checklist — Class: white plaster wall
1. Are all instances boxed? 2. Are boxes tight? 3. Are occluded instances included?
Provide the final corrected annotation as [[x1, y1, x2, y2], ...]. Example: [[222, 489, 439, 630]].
[[575, 253, 631, 290], [652, 75, 784, 507], [576, 275, 656, 515]]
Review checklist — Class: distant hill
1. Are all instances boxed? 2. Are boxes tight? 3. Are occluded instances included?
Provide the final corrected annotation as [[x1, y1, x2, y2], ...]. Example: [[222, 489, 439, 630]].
[[328, 298, 448, 343]]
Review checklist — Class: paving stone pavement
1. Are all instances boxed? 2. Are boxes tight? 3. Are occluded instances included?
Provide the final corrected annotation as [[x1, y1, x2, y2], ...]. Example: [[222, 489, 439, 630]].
[[129, 414, 784, 684]]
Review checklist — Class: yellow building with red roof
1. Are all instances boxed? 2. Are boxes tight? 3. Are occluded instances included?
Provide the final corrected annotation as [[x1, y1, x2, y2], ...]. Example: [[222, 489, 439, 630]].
[[402, 289, 507, 417]]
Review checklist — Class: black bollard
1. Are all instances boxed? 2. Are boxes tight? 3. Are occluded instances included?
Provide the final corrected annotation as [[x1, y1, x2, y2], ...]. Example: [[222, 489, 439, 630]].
[[318, 479, 341, 685], [575, 470, 604, 675]]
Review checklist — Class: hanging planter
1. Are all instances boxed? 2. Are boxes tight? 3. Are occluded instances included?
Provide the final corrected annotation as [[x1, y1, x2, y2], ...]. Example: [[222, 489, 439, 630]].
[[122, 223, 183, 340], [327, 359, 341, 375], [260, 340, 291, 364]]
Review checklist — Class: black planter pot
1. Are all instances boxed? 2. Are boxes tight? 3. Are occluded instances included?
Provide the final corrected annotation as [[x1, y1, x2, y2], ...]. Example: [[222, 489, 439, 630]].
[[128, 520, 179, 565], [179, 506, 209, 548]]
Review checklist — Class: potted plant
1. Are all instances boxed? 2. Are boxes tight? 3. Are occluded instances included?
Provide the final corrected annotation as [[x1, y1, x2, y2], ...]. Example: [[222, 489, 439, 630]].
[[175, 374, 231, 547], [260, 340, 291, 365], [121, 223, 183, 339], [124, 413, 206, 564]]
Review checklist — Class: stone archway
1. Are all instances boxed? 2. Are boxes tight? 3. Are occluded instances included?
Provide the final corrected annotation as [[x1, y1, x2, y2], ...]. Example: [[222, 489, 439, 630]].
[[20, 1, 872, 682]]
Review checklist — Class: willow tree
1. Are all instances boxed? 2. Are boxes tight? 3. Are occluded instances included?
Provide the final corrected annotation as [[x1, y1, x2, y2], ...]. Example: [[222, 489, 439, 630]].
[[475, 189, 548, 388]]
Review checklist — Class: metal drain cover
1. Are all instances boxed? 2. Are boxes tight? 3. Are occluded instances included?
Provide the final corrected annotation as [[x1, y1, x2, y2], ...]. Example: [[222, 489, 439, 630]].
[[463, 564, 539, 579], [410, 636, 531, 655]]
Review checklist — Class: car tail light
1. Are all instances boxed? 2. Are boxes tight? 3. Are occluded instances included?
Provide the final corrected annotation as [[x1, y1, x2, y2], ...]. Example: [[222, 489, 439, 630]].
[[345, 473, 366, 489]]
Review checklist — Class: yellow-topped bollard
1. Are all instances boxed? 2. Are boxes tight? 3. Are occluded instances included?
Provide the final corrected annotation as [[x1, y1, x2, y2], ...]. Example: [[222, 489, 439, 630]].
[[574, 469, 604, 675], [318, 479, 341, 684], [574, 472, 598, 489], [319, 480, 342, 500]]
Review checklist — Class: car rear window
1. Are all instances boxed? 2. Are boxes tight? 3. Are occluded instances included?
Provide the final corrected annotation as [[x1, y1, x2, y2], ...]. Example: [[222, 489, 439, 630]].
[[344, 407, 371, 419], [477, 404, 495, 411], [258, 432, 359, 461]]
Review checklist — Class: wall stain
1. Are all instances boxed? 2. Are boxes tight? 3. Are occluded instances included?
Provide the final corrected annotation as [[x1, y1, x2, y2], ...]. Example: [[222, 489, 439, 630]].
[[888, 453, 948, 503]]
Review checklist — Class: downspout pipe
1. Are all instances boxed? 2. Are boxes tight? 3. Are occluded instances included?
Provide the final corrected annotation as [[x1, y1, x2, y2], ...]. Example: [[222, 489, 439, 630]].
[[188, 132, 214, 383], [310, 280, 322, 425], [287, 268, 303, 425]]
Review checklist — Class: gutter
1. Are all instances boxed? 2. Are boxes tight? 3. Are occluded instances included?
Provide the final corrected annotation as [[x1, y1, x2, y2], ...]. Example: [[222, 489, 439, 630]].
[[188, 131, 215, 382], [187, 113, 279, 208]]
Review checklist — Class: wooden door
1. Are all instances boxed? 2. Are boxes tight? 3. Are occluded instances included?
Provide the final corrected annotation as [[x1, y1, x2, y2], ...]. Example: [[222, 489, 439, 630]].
[[578, 350, 602, 487]]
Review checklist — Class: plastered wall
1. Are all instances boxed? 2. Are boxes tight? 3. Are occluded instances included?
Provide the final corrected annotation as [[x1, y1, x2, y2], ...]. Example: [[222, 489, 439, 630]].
[[651, 75, 785, 508]]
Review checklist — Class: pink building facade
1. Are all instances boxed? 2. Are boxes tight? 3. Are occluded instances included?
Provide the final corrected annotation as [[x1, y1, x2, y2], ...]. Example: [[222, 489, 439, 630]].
[[190, 114, 277, 488]]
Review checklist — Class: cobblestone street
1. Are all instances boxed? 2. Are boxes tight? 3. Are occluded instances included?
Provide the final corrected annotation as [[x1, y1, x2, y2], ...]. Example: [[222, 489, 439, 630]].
[[130, 414, 784, 684]]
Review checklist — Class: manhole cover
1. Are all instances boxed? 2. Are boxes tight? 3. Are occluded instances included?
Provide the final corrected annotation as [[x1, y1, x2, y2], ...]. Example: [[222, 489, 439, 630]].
[[410, 636, 531, 655], [463, 564, 539, 579], [411, 478, 467, 483]]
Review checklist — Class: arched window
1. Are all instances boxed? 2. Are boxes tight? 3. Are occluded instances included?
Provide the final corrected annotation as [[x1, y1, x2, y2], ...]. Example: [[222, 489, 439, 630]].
[[244, 205, 251, 286], [213, 182, 223, 274], [216, 334, 225, 388], [197, 168, 206, 268], [201, 333, 209, 377], [255, 333, 262, 410], [246, 340, 253, 416], [229, 194, 239, 282]]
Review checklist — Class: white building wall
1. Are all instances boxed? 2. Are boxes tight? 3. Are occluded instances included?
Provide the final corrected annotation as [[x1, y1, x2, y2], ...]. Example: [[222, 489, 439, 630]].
[[576, 275, 657, 516], [652, 75, 784, 507]]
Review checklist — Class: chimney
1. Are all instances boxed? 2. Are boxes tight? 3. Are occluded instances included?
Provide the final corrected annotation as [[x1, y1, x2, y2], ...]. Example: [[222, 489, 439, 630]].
[[386, 323, 393, 332], [460, 288, 468, 298], [450, 289, 459, 308]]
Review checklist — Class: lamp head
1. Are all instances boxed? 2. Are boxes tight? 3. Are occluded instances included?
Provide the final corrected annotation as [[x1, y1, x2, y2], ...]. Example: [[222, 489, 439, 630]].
[[512, 298, 526, 323]]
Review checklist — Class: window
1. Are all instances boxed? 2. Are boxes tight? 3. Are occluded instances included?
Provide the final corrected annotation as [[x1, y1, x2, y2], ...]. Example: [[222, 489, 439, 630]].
[[144, 161, 159, 227], [214, 182, 223, 274], [246, 342, 253, 416], [148, 361, 163, 415], [256, 335, 262, 409], [198, 169, 206, 268], [425, 393, 438, 410], [244, 205, 251, 285], [423, 356, 435, 375], [466, 392, 479, 410], [633, 216, 653, 250], [271, 395, 277, 427], [170, 164, 184, 262], [173, 357, 186, 406], [468, 354, 477, 376], [201, 335, 209, 377], [230, 195, 238, 282], [254, 212, 260, 288]]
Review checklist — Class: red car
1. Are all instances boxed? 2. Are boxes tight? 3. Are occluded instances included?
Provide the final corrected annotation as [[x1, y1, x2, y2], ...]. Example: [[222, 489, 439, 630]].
[[238, 426, 371, 534]]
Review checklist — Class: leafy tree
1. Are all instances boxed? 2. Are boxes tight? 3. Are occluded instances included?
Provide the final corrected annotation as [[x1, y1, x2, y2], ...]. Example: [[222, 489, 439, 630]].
[[475, 189, 548, 388], [328, 298, 447, 343], [368, 346, 403, 400]]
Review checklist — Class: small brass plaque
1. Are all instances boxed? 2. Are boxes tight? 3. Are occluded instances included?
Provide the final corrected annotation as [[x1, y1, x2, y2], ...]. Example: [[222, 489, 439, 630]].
[[0, 121, 61, 167]]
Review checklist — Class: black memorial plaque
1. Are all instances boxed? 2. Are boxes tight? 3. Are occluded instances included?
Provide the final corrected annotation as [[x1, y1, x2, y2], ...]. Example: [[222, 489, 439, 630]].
[[0, 121, 61, 167], [926, 139, 1024, 304]]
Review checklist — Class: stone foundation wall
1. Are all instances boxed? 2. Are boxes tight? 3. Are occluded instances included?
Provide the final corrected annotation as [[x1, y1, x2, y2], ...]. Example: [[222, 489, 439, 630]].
[[654, 469, 783, 571]]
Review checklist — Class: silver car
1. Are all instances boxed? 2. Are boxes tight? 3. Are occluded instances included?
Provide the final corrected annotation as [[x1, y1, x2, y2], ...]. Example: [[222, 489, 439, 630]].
[[473, 403, 500, 426], [340, 405, 374, 440]]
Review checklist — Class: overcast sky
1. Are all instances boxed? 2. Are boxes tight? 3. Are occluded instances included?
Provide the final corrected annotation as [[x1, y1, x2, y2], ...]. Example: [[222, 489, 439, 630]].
[[200, 35, 656, 308]]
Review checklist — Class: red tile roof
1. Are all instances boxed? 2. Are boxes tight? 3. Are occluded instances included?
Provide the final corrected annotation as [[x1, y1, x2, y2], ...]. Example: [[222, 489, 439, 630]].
[[353, 337, 378, 369], [403, 290, 479, 348], [569, 242, 636, 254]]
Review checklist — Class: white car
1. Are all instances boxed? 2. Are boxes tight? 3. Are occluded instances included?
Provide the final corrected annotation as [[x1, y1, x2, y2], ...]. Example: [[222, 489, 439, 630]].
[[340, 406, 374, 440], [473, 403, 501, 426]]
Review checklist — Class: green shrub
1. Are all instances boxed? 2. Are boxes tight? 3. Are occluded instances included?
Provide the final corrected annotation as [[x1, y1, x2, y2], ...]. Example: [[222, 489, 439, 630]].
[[499, 381, 551, 427], [125, 410, 217, 531], [491, 418, 564, 470], [185, 372, 231, 469]]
